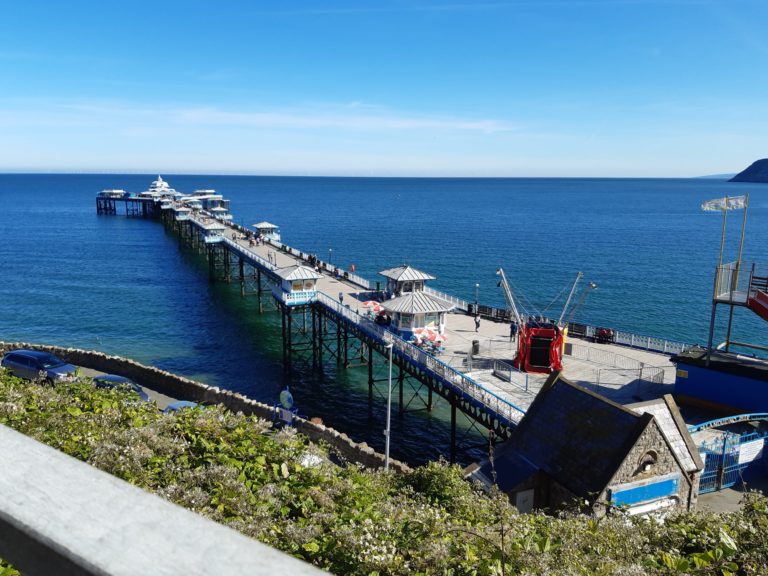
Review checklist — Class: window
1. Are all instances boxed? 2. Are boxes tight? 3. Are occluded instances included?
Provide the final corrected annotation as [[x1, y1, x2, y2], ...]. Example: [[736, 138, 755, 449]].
[[636, 450, 659, 475]]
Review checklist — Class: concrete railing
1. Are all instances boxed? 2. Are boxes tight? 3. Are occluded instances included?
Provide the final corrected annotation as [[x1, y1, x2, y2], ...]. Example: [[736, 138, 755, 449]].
[[0, 424, 323, 576]]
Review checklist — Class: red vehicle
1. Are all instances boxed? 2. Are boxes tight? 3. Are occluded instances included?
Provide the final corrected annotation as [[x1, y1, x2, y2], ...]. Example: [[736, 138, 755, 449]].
[[514, 320, 563, 373]]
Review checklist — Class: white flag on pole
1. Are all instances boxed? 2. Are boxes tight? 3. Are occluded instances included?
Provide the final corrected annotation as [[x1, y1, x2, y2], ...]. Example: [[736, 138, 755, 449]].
[[701, 195, 747, 211]]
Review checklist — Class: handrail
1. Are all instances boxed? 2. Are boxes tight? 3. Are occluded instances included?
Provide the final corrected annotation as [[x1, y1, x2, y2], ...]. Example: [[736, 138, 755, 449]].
[[315, 293, 526, 425], [424, 286, 469, 312], [222, 237, 278, 273], [568, 323, 692, 356]]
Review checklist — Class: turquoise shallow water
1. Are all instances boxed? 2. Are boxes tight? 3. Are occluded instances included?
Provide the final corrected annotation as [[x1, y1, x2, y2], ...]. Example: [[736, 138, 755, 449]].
[[0, 174, 766, 464]]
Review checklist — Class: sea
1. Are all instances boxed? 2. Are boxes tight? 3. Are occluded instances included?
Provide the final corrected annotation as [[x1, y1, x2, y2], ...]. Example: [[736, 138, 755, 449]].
[[0, 174, 766, 465]]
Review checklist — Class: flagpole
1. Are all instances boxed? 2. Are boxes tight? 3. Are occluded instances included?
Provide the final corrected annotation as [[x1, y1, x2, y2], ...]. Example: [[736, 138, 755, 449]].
[[714, 197, 727, 295], [735, 194, 749, 281], [724, 194, 749, 353]]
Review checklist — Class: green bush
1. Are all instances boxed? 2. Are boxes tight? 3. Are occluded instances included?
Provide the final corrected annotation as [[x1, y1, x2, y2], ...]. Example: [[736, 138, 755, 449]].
[[1, 369, 768, 575]]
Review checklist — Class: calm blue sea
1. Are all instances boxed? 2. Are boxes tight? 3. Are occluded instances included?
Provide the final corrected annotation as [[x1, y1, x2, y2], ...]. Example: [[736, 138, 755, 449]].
[[0, 174, 766, 464]]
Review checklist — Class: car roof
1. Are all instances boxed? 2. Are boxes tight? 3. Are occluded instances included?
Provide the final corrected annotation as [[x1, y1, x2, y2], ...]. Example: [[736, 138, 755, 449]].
[[165, 400, 198, 411], [6, 349, 59, 360], [93, 374, 133, 383]]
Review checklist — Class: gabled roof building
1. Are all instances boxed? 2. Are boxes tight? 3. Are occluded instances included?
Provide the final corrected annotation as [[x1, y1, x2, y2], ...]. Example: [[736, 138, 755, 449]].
[[466, 373, 702, 517]]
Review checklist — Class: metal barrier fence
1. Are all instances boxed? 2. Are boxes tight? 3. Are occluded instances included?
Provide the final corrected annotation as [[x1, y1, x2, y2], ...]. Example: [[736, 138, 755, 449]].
[[315, 293, 526, 426], [492, 359, 530, 392], [424, 286, 469, 312], [569, 324, 691, 356], [567, 342, 644, 371], [566, 342, 667, 389]]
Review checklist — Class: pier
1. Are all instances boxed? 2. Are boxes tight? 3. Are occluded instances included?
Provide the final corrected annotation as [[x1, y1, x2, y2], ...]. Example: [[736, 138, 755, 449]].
[[97, 184, 687, 461]]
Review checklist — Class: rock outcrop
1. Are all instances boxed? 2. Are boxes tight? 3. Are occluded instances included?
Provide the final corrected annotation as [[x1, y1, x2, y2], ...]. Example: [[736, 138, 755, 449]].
[[730, 159, 768, 183]]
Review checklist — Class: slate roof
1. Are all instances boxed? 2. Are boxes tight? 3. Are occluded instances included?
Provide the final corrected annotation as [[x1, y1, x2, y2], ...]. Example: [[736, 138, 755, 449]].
[[378, 265, 436, 282], [505, 373, 652, 497], [381, 291, 455, 314], [627, 396, 703, 473], [466, 443, 538, 493], [274, 265, 323, 281]]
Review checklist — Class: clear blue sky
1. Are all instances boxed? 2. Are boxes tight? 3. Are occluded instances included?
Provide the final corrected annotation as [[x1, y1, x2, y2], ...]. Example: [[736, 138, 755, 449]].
[[1, 0, 767, 176]]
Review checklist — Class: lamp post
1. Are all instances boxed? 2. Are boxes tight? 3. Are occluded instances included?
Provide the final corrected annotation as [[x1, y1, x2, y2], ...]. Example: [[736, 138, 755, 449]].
[[384, 342, 393, 472], [328, 248, 333, 265], [475, 283, 480, 311]]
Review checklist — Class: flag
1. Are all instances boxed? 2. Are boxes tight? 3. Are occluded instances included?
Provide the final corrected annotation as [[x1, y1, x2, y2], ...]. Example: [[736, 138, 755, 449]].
[[701, 195, 747, 211]]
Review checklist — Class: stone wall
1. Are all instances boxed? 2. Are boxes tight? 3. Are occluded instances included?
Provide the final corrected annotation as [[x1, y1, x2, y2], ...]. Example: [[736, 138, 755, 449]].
[[605, 418, 695, 511], [0, 342, 411, 474]]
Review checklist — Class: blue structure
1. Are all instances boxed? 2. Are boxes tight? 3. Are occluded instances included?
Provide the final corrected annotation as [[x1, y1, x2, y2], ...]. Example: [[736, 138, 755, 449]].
[[673, 347, 768, 412]]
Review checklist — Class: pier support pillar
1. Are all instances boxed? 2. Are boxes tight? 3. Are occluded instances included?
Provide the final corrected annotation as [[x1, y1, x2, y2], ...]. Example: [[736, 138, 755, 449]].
[[450, 393, 457, 464]]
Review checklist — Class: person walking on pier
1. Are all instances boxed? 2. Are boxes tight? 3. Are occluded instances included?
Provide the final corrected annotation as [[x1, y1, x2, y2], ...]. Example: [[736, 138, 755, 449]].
[[474, 315, 481, 332], [339, 292, 344, 305], [509, 321, 518, 342]]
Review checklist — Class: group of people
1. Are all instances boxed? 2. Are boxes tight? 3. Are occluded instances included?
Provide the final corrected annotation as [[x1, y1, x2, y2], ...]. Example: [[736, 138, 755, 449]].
[[306, 254, 325, 274]]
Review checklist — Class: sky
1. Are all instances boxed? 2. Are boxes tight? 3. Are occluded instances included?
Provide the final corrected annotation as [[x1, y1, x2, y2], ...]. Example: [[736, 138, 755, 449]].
[[1, 0, 767, 177]]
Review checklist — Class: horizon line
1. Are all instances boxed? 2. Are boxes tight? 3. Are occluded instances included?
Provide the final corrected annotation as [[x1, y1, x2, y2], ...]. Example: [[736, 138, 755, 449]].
[[0, 169, 736, 180]]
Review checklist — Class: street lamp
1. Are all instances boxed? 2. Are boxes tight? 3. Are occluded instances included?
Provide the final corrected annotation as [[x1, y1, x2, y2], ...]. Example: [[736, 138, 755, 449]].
[[475, 283, 480, 311], [328, 248, 333, 265], [384, 342, 393, 472]]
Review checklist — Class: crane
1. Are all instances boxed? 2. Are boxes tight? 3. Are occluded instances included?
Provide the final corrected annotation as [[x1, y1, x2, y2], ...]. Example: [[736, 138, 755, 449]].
[[496, 266, 563, 374], [495, 267, 524, 327], [557, 272, 583, 326], [562, 281, 597, 327]]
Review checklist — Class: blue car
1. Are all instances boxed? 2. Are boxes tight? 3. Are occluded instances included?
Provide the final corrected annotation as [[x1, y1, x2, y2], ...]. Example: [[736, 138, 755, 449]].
[[163, 400, 199, 413], [92, 374, 150, 402], [1, 350, 77, 382]]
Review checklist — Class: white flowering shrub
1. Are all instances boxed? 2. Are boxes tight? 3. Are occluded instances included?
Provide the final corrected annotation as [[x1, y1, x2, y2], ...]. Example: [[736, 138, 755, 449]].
[[1, 369, 767, 575]]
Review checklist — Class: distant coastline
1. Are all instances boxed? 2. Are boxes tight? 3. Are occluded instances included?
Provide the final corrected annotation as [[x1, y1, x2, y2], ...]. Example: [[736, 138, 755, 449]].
[[730, 159, 768, 183]]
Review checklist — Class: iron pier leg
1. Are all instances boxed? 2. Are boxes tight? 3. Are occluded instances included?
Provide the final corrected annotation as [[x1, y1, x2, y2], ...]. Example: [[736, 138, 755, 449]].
[[257, 269, 263, 313], [343, 329, 349, 367], [239, 258, 245, 297], [281, 304, 288, 371], [450, 394, 457, 463], [427, 386, 433, 411], [725, 305, 736, 353], [286, 307, 293, 374], [336, 324, 342, 365], [368, 345, 374, 414], [317, 313, 324, 368], [706, 303, 718, 366], [398, 366, 404, 415], [311, 307, 318, 369]]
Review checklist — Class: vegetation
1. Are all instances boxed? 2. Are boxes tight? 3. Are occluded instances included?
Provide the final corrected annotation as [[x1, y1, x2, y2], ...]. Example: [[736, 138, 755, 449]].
[[1, 370, 768, 575]]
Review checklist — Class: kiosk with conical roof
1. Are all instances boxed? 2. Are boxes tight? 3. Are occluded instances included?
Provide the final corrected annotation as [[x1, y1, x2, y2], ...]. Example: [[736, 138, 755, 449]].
[[379, 265, 454, 338]]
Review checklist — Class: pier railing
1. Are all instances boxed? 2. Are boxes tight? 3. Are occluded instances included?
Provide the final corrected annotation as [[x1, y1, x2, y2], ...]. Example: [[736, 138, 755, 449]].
[[568, 323, 691, 356], [222, 237, 278, 273], [424, 286, 469, 312], [565, 342, 669, 390], [315, 293, 526, 427]]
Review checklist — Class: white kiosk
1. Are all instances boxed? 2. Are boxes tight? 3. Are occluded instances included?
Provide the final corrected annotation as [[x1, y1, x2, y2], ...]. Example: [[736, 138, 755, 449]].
[[272, 265, 322, 306], [379, 265, 454, 338], [253, 221, 282, 242]]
